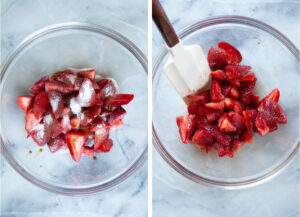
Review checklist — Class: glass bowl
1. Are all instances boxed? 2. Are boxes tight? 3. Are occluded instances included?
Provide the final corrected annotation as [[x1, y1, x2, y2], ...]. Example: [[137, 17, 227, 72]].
[[153, 16, 299, 189], [0, 22, 148, 195]]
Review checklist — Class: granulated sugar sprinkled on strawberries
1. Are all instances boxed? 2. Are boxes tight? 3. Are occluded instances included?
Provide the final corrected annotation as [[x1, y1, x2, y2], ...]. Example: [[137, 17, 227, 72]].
[[70, 98, 81, 115], [44, 113, 53, 125]]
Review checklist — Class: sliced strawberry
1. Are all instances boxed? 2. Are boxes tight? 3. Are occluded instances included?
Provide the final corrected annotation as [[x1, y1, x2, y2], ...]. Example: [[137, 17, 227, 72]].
[[205, 101, 224, 110], [104, 94, 134, 106], [99, 139, 113, 153], [210, 79, 224, 102], [176, 115, 197, 143], [219, 114, 237, 132], [52, 69, 77, 86], [82, 146, 94, 156], [28, 123, 51, 146], [243, 109, 257, 134], [89, 117, 110, 132], [32, 91, 49, 119], [192, 129, 214, 146], [207, 46, 228, 70], [240, 129, 253, 143], [70, 116, 81, 129], [110, 120, 124, 132], [45, 80, 74, 94], [269, 123, 279, 132], [187, 104, 199, 115], [78, 69, 95, 81], [239, 71, 256, 82], [205, 109, 223, 122], [25, 109, 43, 133], [232, 140, 243, 152], [63, 107, 71, 115], [60, 114, 71, 132], [221, 82, 232, 96], [225, 65, 251, 80], [199, 90, 211, 102], [211, 70, 226, 80], [97, 79, 117, 99], [229, 87, 239, 99], [47, 91, 64, 119], [258, 88, 280, 111], [228, 111, 245, 131], [258, 100, 287, 125], [186, 94, 206, 105], [255, 112, 270, 136], [94, 128, 109, 152], [80, 106, 101, 126], [66, 131, 86, 162], [239, 78, 257, 104], [233, 101, 243, 114], [29, 76, 49, 95], [217, 145, 230, 157], [202, 124, 232, 147], [17, 95, 34, 111], [228, 79, 241, 87], [105, 106, 126, 125], [47, 134, 67, 153], [76, 78, 97, 107], [251, 94, 260, 107], [218, 41, 242, 64], [224, 97, 234, 110]]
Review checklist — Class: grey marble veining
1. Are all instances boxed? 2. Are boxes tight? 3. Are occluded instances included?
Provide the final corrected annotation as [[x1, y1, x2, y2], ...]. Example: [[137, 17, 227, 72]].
[[1, 0, 147, 217], [152, 0, 299, 217]]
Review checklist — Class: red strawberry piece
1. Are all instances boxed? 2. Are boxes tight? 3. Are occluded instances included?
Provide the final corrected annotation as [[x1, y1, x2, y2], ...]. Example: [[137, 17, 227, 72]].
[[217, 145, 230, 157], [43, 112, 64, 138], [60, 114, 71, 132], [93, 82, 100, 90], [186, 94, 206, 105], [205, 109, 223, 122], [199, 90, 211, 102], [52, 69, 77, 86], [89, 117, 110, 132], [239, 78, 257, 104], [269, 123, 279, 132], [232, 140, 243, 152], [104, 94, 134, 106], [211, 70, 226, 80], [45, 80, 74, 94], [221, 82, 232, 96], [105, 106, 126, 125], [197, 115, 209, 129], [224, 97, 234, 110], [17, 95, 34, 111], [70, 116, 81, 129], [76, 78, 97, 107], [218, 41, 242, 64], [82, 146, 94, 156], [192, 129, 214, 146], [255, 112, 270, 136], [240, 71, 256, 82], [176, 115, 197, 143], [228, 111, 245, 131], [258, 100, 287, 125], [25, 109, 43, 133], [228, 79, 241, 87], [206, 146, 213, 154], [211, 79, 224, 102], [66, 130, 86, 162], [187, 104, 199, 115], [251, 94, 260, 107], [28, 123, 51, 146], [74, 77, 84, 91], [240, 129, 253, 143], [205, 101, 225, 110], [243, 109, 257, 134], [233, 100, 243, 114], [227, 149, 234, 158], [258, 88, 280, 111], [47, 91, 64, 119], [80, 105, 101, 126], [78, 69, 96, 81], [47, 134, 67, 153], [219, 114, 237, 132], [97, 79, 117, 99], [94, 128, 109, 152], [62, 107, 71, 115], [29, 76, 49, 95], [32, 91, 49, 119], [110, 120, 124, 132], [202, 124, 232, 147], [99, 139, 114, 153], [225, 65, 251, 80], [207, 46, 228, 70]]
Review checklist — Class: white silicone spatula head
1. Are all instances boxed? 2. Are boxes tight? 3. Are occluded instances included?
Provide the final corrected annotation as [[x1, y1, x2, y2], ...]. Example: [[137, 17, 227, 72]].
[[152, 0, 211, 98]]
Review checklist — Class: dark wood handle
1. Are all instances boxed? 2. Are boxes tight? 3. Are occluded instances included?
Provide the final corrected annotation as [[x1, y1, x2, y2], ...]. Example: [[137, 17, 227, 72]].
[[152, 0, 179, 48]]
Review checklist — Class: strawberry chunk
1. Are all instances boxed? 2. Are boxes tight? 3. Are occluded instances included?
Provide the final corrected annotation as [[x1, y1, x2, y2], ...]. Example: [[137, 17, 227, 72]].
[[78, 69, 95, 81], [233, 101, 243, 114], [255, 112, 270, 136], [44, 112, 64, 138], [25, 109, 43, 133], [210, 79, 224, 102], [228, 111, 245, 131], [89, 117, 110, 132], [228, 79, 241, 87], [98, 139, 113, 153], [221, 82, 232, 96], [211, 70, 226, 80], [205, 101, 225, 110], [240, 129, 253, 143], [80, 106, 101, 126], [240, 71, 256, 82], [187, 104, 199, 115], [225, 65, 251, 80], [243, 109, 257, 134], [29, 76, 49, 95], [105, 106, 126, 125], [217, 145, 230, 157], [219, 114, 237, 132], [192, 129, 214, 146], [110, 120, 124, 132], [28, 123, 51, 146], [239, 78, 257, 104], [47, 91, 64, 119], [207, 46, 228, 70], [52, 69, 77, 86], [82, 146, 94, 156], [176, 115, 197, 143], [258, 88, 280, 110], [66, 131, 86, 162], [202, 124, 233, 147], [47, 134, 67, 153], [32, 91, 49, 119], [104, 94, 134, 106], [76, 78, 97, 107], [45, 80, 74, 94], [204, 108, 223, 122], [232, 140, 243, 152], [17, 95, 34, 111], [93, 128, 109, 152], [218, 41, 242, 64], [97, 79, 117, 99], [257, 100, 287, 125], [251, 94, 260, 107], [186, 94, 206, 105], [70, 116, 80, 129], [60, 114, 71, 132], [224, 97, 234, 110]]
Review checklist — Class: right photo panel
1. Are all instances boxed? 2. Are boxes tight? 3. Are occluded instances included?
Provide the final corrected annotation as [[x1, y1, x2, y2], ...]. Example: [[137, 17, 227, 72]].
[[152, 0, 299, 216]]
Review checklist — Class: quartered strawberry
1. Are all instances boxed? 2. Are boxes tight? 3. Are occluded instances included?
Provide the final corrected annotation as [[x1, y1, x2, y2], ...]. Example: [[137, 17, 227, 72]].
[[233, 101, 243, 114], [219, 114, 237, 132], [104, 94, 134, 106], [105, 106, 126, 125], [243, 109, 257, 136], [187, 104, 199, 115], [211, 79, 224, 102], [228, 79, 241, 87], [221, 82, 232, 96], [78, 69, 96, 81], [110, 120, 124, 132], [97, 79, 117, 99], [225, 65, 251, 80], [258, 88, 280, 111], [47, 91, 64, 119], [255, 112, 270, 136], [186, 94, 206, 105], [25, 109, 43, 133], [47, 134, 67, 153], [207, 46, 228, 70], [76, 78, 97, 107], [232, 140, 243, 152], [228, 111, 245, 131], [89, 117, 110, 132], [82, 146, 94, 156], [43, 112, 64, 138], [29, 76, 49, 95], [70, 116, 80, 129], [32, 91, 49, 119], [218, 41, 242, 64], [202, 124, 232, 147], [224, 97, 234, 110], [45, 80, 74, 94], [28, 123, 51, 146], [192, 129, 214, 146], [66, 130, 86, 162], [205, 101, 225, 110], [239, 78, 257, 104], [93, 128, 109, 152], [98, 139, 113, 153], [258, 100, 287, 125], [205, 108, 223, 122], [17, 95, 34, 111], [211, 70, 226, 80], [52, 69, 77, 86], [239, 72, 256, 82], [80, 105, 101, 126], [176, 115, 197, 143]]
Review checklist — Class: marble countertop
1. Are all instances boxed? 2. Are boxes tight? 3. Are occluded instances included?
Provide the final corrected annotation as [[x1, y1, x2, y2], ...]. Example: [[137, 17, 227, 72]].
[[1, 1, 147, 217], [152, 0, 299, 217]]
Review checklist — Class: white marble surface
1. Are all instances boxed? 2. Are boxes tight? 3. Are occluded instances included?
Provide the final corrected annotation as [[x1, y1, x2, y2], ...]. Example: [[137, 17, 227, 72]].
[[152, 0, 299, 217], [1, 1, 147, 217]]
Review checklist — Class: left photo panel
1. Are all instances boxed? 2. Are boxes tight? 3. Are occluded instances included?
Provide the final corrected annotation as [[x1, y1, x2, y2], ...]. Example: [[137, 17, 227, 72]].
[[1, 0, 148, 216]]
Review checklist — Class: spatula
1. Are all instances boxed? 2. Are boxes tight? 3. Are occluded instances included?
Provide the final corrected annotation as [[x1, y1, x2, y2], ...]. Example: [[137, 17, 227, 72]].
[[152, 0, 211, 99]]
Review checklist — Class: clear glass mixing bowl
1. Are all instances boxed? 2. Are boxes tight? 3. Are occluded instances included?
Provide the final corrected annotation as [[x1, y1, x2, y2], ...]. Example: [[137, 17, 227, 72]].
[[0, 23, 148, 195], [153, 16, 299, 189]]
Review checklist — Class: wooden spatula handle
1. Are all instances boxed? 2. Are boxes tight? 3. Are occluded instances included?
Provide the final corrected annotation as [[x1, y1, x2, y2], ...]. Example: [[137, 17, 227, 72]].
[[152, 0, 179, 48]]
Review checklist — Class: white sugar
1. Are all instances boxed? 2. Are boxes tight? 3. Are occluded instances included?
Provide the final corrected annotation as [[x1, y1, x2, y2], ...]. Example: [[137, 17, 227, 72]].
[[77, 79, 94, 106], [66, 74, 76, 85], [70, 98, 81, 115], [50, 94, 60, 112], [33, 124, 45, 141], [44, 114, 53, 125], [62, 115, 71, 129]]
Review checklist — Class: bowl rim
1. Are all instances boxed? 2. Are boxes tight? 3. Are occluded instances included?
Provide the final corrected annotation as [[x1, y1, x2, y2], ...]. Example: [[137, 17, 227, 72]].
[[0, 22, 148, 195], [152, 15, 299, 189]]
